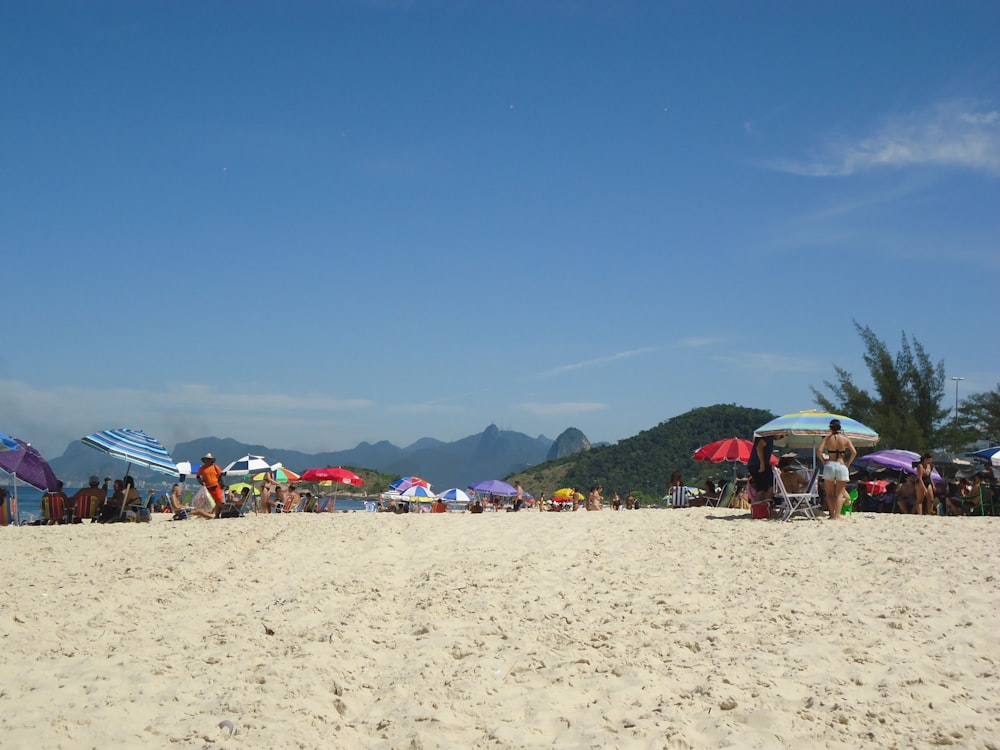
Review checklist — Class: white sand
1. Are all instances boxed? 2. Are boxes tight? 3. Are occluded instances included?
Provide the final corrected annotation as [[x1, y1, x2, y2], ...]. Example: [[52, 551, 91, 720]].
[[1, 509, 998, 749]]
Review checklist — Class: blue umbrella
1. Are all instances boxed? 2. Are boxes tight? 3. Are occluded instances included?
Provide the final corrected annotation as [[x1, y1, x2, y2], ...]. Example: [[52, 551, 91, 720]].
[[468, 479, 518, 496], [81, 428, 178, 477], [971, 446, 1000, 462], [0, 430, 17, 452]]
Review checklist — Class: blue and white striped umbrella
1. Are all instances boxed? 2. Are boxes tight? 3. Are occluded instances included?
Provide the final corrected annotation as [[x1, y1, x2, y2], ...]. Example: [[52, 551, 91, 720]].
[[754, 410, 879, 448], [222, 454, 275, 477], [437, 487, 472, 504], [81, 428, 178, 477], [400, 485, 436, 499]]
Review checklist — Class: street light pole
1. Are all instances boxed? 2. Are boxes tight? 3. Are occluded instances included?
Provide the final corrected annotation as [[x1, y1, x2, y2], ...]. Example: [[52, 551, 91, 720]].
[[951, 376, 964, 421]]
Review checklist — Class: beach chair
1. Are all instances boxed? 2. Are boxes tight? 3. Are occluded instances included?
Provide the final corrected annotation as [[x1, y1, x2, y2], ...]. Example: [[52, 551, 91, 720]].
[[41, 490, 68, 525], [977, 482, 996, 516], [123, 492, 153, 522], [667, 486, 689, 508], [773, 468, 821, 521], [711, 482, 735, 508]]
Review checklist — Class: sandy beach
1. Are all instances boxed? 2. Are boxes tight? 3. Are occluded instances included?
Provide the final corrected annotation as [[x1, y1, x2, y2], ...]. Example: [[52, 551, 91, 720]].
[[1, 508, 997, 749]]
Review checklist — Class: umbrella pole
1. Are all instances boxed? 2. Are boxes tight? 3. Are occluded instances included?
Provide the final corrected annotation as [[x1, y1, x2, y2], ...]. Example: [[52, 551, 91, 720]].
[[13, 474, 19, 526]]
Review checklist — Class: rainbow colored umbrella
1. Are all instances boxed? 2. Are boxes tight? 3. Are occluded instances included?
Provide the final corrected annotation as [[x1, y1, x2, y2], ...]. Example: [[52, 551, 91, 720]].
[[251, 466, 301, 483], [754, 410, 879, 448]]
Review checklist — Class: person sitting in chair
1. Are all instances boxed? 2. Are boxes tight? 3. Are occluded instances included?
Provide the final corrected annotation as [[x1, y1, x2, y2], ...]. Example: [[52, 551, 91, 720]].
[[896, 474, 919, 513]]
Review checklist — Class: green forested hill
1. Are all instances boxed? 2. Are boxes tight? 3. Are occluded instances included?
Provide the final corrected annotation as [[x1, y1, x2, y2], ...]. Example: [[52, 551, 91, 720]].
[[509, 404, 776, 503]]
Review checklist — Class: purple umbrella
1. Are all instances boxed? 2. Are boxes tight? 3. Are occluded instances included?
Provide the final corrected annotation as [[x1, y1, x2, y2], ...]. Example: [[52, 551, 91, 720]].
[[0, 438, 59, 492], [467, 479, 518, 496], [854, 449, 942, 482]]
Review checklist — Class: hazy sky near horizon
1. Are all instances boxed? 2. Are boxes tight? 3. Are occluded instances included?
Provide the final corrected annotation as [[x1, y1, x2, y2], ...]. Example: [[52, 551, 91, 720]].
[[2, 1, 998, 462]]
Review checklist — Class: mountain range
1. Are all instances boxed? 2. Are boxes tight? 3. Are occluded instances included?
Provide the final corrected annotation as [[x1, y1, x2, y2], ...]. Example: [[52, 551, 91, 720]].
[[48, 424, 573, 491]]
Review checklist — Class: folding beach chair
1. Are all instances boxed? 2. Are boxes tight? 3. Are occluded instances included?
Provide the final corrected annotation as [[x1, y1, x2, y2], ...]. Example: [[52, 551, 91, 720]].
[[773, 468, 821, 521], [668, 486, 689, 508], [711, 482, 736, 508]]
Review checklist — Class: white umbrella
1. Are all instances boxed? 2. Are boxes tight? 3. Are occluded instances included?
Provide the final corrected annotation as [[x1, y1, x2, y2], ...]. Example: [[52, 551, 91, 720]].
[[437, 488, 472, 504], [222, 454, 276, 477]]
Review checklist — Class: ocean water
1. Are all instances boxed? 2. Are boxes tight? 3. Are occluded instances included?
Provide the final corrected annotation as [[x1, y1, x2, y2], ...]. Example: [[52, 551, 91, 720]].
[[3, 484, 373, 524]]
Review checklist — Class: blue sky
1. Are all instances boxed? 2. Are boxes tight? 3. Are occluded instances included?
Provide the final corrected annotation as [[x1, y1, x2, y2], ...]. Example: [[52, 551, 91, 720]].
[[2, 1, 998, 461]]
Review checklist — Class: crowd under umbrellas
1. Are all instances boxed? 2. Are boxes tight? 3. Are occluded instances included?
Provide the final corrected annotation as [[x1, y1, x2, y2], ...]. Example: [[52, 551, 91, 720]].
[[3, 415, 998, 524]]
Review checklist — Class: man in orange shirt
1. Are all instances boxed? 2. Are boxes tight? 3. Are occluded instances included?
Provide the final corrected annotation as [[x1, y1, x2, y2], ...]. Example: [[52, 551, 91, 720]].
[[196, 453, 225, 517]]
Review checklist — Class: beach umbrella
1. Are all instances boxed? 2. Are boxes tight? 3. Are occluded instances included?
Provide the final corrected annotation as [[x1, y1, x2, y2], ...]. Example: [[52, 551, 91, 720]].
[[81, 428, 179, 477], [0, 430, 18, 452], [693, 437, 755, 463], [300, 467, 365, 486], [754, 410, 879, 449], [222, 454, 275, 477], [0, 438, 60, 526], [251, 466, 301, 483], [853, 449, 942, 482], [437, 488, 472, 504], [970, 446, 1000, 462], [0, 438, 59, 492], [468, 478, 518, 496], [401, 485, 436, 499], [390, 476, 430, 492], [551, 488, 584, 503], [969, 446, 1000, 470]]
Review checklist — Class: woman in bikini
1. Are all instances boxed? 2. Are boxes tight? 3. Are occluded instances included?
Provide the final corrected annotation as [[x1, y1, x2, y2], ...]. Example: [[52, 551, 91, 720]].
[[817, 419, 857, 520], [913, 454, 935, 515]]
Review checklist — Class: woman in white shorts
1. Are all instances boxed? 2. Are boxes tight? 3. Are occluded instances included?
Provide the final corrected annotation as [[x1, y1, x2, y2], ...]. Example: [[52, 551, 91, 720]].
[[818, 419, 857, 520]]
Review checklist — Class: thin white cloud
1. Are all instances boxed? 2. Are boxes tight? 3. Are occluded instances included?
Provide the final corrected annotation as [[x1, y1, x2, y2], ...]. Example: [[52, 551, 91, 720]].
[[764, 100, 1000, 177], [536, 347, 654, 379], [516, 402, 609, 416]]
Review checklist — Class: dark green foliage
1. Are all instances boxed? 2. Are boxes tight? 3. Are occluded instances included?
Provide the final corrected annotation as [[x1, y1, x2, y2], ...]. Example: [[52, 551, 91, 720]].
[[811, 322, 947, 451], [508, 404, 775, 503]]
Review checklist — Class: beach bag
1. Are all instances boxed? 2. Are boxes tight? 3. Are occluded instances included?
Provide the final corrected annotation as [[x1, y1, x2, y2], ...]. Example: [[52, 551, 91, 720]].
[[193, 486, 215, 513]]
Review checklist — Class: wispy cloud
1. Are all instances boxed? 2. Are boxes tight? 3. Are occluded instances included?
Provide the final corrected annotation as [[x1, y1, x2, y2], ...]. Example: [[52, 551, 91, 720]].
[[763, 99, 1000, 177], [535, 347, 654, 379], [516, 402, 608, 416]]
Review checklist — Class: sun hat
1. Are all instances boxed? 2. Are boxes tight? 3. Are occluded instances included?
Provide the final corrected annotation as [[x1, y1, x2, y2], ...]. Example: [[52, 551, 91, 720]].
[[202, 452, 214, 461]]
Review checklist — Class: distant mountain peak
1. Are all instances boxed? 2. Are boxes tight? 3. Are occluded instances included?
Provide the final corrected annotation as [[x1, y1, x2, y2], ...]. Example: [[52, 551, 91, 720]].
[[547, 427, 592, 461]]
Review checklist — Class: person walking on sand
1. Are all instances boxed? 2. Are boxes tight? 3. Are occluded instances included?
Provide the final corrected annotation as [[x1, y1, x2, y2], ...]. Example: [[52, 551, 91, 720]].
[[913, 453, 936, 515], [817, 419, 857, 520]]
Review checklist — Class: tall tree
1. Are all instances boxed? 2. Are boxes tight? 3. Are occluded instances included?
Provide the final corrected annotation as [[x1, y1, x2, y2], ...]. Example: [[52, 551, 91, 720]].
[[812, 322, 947, 451], [959, 384, 1000, 446]]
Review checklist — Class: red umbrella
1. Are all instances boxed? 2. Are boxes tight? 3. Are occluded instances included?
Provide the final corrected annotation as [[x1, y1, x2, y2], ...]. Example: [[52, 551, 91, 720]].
[[693, 437, 780, 465], [693, 438, 754, 463], [299, 467, 364, 486]]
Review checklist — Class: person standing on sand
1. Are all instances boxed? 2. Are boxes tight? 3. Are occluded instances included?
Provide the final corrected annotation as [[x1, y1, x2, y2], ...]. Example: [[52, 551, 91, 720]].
[[817, 419, 857, 520], [196, 453, 225, 517], [913, 454, 936, 515], [586, 485, 603, 511], [748, 434, 782, 505]]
